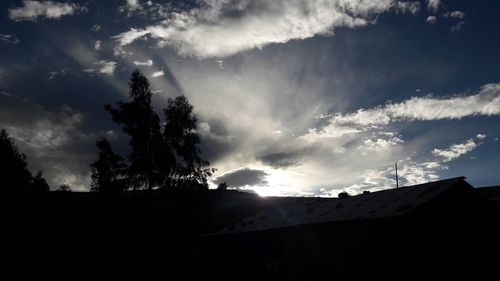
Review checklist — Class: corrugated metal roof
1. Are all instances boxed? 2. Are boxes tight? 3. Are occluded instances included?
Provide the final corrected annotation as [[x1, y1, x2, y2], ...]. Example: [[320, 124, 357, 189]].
[[209, 177, 468, 235]]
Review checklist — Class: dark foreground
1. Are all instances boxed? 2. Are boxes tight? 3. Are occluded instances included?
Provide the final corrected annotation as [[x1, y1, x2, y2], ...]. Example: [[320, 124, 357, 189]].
[[1, 182, 499, 279]]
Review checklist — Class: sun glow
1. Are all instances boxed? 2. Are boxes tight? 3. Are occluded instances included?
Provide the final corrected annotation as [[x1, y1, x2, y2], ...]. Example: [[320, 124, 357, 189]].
[[251, 167, 305, 197]]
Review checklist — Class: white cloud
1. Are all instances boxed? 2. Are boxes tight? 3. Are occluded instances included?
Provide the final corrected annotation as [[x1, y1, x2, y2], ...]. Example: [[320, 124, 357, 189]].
[[151, 70, 164, 77], [118, 0, 169, 19], [394, 1, 421, 15], [113, 28, 150, 46], [476, 133, 486, 140], [112, 0, 416, 59], [451, 21, 465, 32], [0, 34, 20, 44], [119, 0, 143, 15], [91, 24, 102, 32], [426, 16, 437, 24], [84, 60, 117, 75], [1, 101, 83, 151], [346, 133, 484, 193], [98, 61, 117, 74], [112, 28, 150, 56], [94, 40, 103, 51], [432, 139, 477, 162], [133, 59, 153, 66], [304, 83, 500, 141], [358, 135, 404, 152], [444, 11, 465, 19], [426, 0, 440, 13], [9, 1, 84, 22]]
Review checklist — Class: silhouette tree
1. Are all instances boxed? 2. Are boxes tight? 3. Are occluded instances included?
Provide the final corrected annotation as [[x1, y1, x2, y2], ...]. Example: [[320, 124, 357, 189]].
[[58, 184, 71, 192], [338, 191, 350, 198], [0, 129, 33, 191], [90, 137, 126, 193], [217, 182, 228, 191], [30, 171, 50, 193], [163, 96, 214, 189], [104, 70, 214, 190], [105, 70, 166, 190]]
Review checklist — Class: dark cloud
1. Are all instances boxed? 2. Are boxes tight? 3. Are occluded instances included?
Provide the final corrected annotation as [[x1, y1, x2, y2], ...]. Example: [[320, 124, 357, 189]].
[[258, 150, 305, 168], [0, 93, 101, 190], [214, 168, 269, 188]]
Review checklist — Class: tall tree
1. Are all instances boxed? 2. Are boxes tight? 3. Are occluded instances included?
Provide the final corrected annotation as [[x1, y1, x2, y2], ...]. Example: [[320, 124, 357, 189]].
[[105, 70, 167, 190], [163, 96, 214, 189], [0, 129, 33, 190], [90, 137, 126, 193], [30, 171, 50, 193], [104, 70, 214, 190]]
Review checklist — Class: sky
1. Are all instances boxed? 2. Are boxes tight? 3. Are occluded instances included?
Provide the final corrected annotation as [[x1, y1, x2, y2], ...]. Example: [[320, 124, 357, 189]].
[[1, 0, 499, 196]]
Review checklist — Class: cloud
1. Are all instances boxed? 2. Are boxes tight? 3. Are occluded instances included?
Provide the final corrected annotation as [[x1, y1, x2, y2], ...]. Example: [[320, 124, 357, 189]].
[[426, 16, 437, 24], [84, 60, 117, 75], [112, 0, 417, 59], [118, 0, 170, 19], [119, 0, 143, 15], [9, 1, 84, 22], [394, 1, 421, 15], [151, 70, 164, 77], [432, 139, 478, 162], [476, 133, 486, 140], [426, 0, 440, 13], [213, 168, 269, 188], [451, 21, 465, 32], [91, 24, 102, 32], [344, 133, 485, 194], [0, 94, 93, 190], [94, 40, 103, 51], [444, 11, 465, 19], [304, 83, 500, 141], [133, 59, 154, 66], [0, 34, 20, 44], [258, 150, 307, 168], [112, 28, 150, 56], [358, 134, 404, 153]]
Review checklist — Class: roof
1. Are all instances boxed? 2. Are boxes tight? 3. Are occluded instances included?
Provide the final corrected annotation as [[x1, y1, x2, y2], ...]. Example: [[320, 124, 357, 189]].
[[208, 177, 469, 236]]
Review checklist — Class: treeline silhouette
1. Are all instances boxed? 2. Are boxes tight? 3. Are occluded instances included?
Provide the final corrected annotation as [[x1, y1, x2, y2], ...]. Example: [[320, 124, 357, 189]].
[[0, 129, 49, 192], [1, 70, 216, 193], [92, 70, 215, 192]]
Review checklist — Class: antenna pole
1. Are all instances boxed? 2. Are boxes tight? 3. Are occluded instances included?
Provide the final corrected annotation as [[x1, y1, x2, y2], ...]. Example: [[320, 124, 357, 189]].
[[395, 162, 399, 188]]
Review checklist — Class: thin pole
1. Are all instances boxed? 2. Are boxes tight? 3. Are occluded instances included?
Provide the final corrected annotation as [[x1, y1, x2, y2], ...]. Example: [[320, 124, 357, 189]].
[[395, 162, 399, 188]]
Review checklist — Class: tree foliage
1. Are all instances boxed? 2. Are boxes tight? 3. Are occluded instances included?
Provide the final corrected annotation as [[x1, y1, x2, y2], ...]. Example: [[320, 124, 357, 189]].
[[58, 184, 71, 192], [105, 70, 166, 190], [99, 70, 214, 191], [164, 96, 214, 189], [90, 137, 126, 193], [31, 171, 50, 193], [0, 129, 50, 192]]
